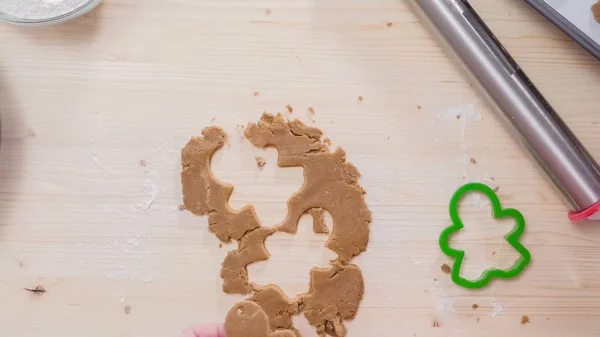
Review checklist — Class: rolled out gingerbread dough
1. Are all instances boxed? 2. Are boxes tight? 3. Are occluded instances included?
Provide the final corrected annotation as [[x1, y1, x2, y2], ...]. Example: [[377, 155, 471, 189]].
[[181, 113, 371, 336], [248, 284, 301, 336], [300, 262, 364, 337], [181, 127, 272, 294], [245, 113, 371, 262], [225, 301, 296, 337]]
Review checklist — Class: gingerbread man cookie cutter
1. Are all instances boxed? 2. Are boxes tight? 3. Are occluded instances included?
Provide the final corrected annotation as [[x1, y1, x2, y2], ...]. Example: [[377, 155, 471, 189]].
[[439, 183, 531, 289]]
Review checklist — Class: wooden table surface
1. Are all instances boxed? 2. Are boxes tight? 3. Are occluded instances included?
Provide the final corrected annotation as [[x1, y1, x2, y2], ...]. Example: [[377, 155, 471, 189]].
[[1, 0, 600, 336]]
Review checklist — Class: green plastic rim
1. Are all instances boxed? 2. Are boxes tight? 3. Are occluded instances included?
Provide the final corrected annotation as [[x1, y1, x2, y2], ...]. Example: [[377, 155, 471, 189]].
[[439, 182, 531, 289]]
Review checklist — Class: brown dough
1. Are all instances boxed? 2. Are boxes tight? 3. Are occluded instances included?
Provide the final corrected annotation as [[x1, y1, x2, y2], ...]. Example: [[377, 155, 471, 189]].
[[221, 227, 275, 294], [593, 1, 600, 23], [300, 262, 364, 337], [256, 156, 267, 169], [181, 127, 273, 294], [225, 301, 296, 337], [181, 127, 261, 243], [245, 113, 371, 262], [183, 114, 371, 336], [308, 208, 329, 234], [248, 284, 301, 336]]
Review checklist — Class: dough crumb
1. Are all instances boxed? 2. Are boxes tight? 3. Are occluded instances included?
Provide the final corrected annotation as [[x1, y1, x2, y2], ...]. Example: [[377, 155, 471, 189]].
[[456, 114, 461, 120], [477, 317, 480, 323], [493, 186, 500, 192], [308, 208, 329, 234], [178, 204, 186, 211], [432, 320, 441, 328], [386, 22, 393, 27], [593, 1, 600, 23], [211, 117, 216, 122], [254, 91, 260, 97], [417, 105, 422, 110], [357, 96, 363, 103], [441, 264, 451, 274], [521, 315, 530, 325], [219, 243, 223, 248], [492, 251, 496, 256], [286, 104, 293, 113], [472, 304, 479, 309], [308, 106, 315, 116], [139, 159, 147, 167], [255, 156, 267, 170], [265, 8, 272, 16], [124, 305, 131, 315], [470, 158, 477, 164]]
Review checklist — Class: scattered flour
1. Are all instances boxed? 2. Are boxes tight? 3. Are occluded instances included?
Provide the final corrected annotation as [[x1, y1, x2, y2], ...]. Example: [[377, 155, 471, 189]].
[[430, 273, 454, 314], [430, 104, 482, 144], [411, 256, 427, 266], [437, 297, 454, 312], [456, 153, 472, 166], [92, 148, 117, 175], [138, 170, 159, 211], [456, 172, 498, 209], [491, 298, 505, 318], [453, 104, 482, 140], [0, 0, 89, 20], [87, 231, 157, 283]]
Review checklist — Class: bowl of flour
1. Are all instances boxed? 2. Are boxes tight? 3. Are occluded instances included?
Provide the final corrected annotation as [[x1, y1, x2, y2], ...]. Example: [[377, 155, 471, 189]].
[[0, 0, 102, 25]]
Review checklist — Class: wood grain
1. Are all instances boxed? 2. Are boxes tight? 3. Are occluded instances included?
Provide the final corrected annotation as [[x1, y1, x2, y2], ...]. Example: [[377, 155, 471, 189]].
[[1, 0, 600, 336]]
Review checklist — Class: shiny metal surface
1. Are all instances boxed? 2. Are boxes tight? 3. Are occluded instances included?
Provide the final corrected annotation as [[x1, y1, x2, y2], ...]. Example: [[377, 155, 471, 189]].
[[408, 0, 600, 212]]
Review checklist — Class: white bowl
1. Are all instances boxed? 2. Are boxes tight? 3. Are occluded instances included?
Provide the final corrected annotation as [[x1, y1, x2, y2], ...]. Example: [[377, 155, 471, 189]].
[[0, 0, 102, 26]]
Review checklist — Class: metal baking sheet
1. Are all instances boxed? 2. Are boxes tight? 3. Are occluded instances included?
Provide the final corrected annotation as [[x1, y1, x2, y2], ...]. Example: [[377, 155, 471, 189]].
[[524, 0, 600, 60]]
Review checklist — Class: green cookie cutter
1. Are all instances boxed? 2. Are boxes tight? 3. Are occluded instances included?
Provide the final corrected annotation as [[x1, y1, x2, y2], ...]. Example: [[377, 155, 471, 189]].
[[439, 182, 531, 289]]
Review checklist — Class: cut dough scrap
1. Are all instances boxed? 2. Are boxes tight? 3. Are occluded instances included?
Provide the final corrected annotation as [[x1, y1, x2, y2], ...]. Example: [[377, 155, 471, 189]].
[[248, 284, 301, 336], [300, 262, 364, 337], [308, 208, 329, 234], [245, 113, 372, 261], [181, 127, 274, 294], [181, 126, 261, 243], [221, 227, 275, 294], [225, 301, 297, 337]]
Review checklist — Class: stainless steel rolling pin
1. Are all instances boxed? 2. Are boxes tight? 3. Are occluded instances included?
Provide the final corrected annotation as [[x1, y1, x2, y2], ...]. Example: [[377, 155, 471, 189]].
[[408, 0, 600, 221]]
